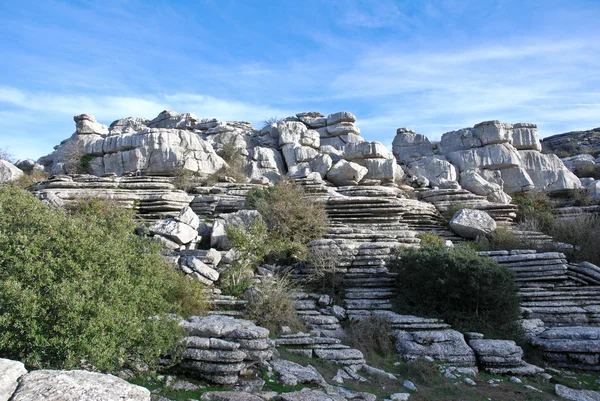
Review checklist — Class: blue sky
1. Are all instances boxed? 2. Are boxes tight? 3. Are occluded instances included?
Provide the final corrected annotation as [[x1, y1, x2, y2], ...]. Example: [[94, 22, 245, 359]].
[[1, 0, 599, 161]]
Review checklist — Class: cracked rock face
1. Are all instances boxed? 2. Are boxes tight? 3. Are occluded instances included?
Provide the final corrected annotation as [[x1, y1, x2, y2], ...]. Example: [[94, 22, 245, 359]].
[[449, 208, 497, 239], [9, 370, 150, 401]]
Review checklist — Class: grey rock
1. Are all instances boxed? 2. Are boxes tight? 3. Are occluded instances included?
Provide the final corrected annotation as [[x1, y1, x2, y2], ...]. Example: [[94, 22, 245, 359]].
[[74, 114, 109, 135], [344, 142, 392, 160], [406, 156, 458, 187], [519, 150, 581, 191], [392, 128, 433, 164], [402, 380, 417, 391], [211, 210, 262, 250], [174, 206, 200, 230], [326, 160, 368, 186], [511, 123, 541, 151], [10, 370, 150, 401], [449, 209, 497, 239], [0, 160, 24, 184], [149, 218, 198, 245], [326, 122, 361, 137], [327, 111, 356, 126], [201, 391, 264, 401], [555, 384, 600, 401], [389, 394, 410, 401], [271, 360, 325, 386], [0, 359, 27, 401]]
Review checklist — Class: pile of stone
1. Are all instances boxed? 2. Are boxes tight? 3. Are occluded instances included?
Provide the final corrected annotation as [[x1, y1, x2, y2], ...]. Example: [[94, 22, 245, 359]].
[[292, 293, 346, 337], [33, 175, 193, 220], [149, 206, 205, 251], [393, 121, 581, 198], [189, 183, 266, 219], [0, 358, 150, 401], [275, 332, 365, 366], [176, 248, 222, 286], [418, 188, 518, 223], [466, 333, 543, 375], [532, 326, 600, 371], [179, 315, 275, 385]]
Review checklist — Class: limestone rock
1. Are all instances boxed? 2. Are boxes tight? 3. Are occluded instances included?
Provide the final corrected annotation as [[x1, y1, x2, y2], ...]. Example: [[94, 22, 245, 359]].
[[10, 370, 150, 401], [271, 360, 325, 386], [296, 112, 327, 129], [449, 208, 497, 239], [393, 329, 476, 366], [201, 392, 264, 401], [0, 160, 24, 184], [327, 111, 356, 125], [511, 123, 541, 151], [326, 122, 360, 137], [439, 121, 512, 153], [499, 166, 535, 194], [279, 121, 308, 147], [407, 156, 458, 187], [561, 153, 596, 172], [446, 143, 521, 171], [356, 158, 403, 183], [74, 114, 109, 136], [147, 110, 198, 129], [344, 142, 392, 160], [519, 150, 581, 191], [149, 218, 198, 245], [0, 359, 27, 401], [555, 384, 600, 401], [174, 206, 200, 230], [211, 210, 262, 250], [392, 128, 433, 164], [326, 160, 368, 186]]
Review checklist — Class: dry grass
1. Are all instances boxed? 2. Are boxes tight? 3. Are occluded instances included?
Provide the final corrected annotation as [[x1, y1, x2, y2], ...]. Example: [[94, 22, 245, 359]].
[[343, 315, 396, 361]]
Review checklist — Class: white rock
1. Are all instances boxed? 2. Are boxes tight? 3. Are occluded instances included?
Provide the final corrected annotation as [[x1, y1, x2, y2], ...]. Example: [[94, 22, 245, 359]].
[[74, 114, 109, 136], [0, 359, 27, 401], [511, 123, 541, 151], [326, 122, 361, 137], [407, 156, 458, 186], [519, 150, 581, 191], [449, 209, 497, 239], [460, 170, 501, 196], [446, 143, 521, 171], [0, 160, 24, 184], [344, 142, 392, 160], [278, 121, 307, 147], [555, 384, 600, 401], [309, 154, 333, 178], [390, 393, 410, 401], [499, 166, 535, 194], [392, 128, 434, 164], [9, 369, 150, 401], [356, 158, 403, 183], [326, 160, 368, 186], [150, 219, 198, 245], [327, 111, 356, 125], [402, 380, 417, 391], [175, 206, 200, 230]]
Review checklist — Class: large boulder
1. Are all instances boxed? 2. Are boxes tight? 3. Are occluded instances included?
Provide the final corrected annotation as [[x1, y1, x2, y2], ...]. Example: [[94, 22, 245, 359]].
[[406, 155, 458, 187], [449, 209, 497, 239], [326, 160, 368, 186], [519, 150, 581, 191], [343, 142, 392, 160], [74, 114, 109, 136], [0, 359, 27, 401], [0, 160, 24, 184], [554, 384, 600, 401], [446, 143, 521, 171], [392, 128, 433, 164], [393, 329, 477, 367], [511, 123, 541, 151], [439, 121, 512, 153], [9, 370, 150, 401]]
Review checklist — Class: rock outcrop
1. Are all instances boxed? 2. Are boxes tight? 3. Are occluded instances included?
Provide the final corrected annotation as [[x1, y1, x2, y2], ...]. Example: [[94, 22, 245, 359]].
[[0, 159, 24, 184], [392, 121, 581, 196], [542, 127, 600, 157]]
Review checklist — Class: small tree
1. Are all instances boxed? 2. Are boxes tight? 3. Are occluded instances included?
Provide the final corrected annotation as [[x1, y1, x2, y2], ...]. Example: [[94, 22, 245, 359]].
[[246, 180, 328, 263], [388, 244, 521, 339], [220, 218, 268, 295]]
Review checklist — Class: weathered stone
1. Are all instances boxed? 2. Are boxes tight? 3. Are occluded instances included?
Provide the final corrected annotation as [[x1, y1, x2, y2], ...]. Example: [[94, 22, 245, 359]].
[[271, 360, 325, 386], [327, 111, 356, 125], [519, 150, 581, 191], [0, 160, 24, 184], [449, 209, 497, 239], [75, 114, 109, 135], [279, 121, 307, 146], [555, 384, 600, 401], [0, 359, 27, 401], [326, 160, 368, 186], [407, 156, 458, 187], [211, 210, 262, 250], [174, 206, 200, 230], [201, 392, 264, 401], [9, 370, 150, 401], [149, 218, 198, 245], [392, 128, 434, 164], [326, 122, 360, 137], [394, 329, 476, 366], [511, 123, 541, 151], [344, 142, 392, 160]]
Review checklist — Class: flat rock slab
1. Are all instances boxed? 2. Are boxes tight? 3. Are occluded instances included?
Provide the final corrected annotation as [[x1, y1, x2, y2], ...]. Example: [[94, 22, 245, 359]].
[[201, 392, 264, 401], [10, 370, 150, 401]]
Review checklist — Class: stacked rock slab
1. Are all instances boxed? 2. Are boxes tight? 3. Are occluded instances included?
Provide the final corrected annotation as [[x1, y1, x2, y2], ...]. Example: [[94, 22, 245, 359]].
[[466, 334, 543, 375], [179, 315, 274, 385], [33, 175, 193, 220], [190, 183, 266, 219], [418, 188, 518, 223], [292, 293, 345, 337], [275, 332, 365, 366], [480, 250, 600, 370]]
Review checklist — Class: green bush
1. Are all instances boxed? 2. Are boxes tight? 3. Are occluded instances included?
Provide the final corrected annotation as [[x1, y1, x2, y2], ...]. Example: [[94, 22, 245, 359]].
[[486, 227, 523, 251], [246, 180, 328, 263], [244, 274, 304, 333], [388, 245, 521, 339], [416, 232, 445, 248], [512, 191, 555, 233], [343, 315, 395, 361], [207, 143, 248, 185], [220, 218, 268, 295], [0, 187, 206, 371], [551, 213, 600, 266]]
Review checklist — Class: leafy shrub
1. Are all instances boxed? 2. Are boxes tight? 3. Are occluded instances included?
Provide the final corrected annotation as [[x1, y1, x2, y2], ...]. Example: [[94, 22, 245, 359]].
[[388, 245, 521, 339], [245, 274, 304, 333], [220, 218, 268, 295], [0, 187, 206, 371], [574, 164, 600, 180], [486, 227, 523, 251], [551, 213, 600, 265], [343, 315, 395, 361], [246, 180, 328, 263], [512, 191, 555, 233], [417, 232, 445, 247], [564, 188, 596, 206], [207, 143, 248, 185]]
